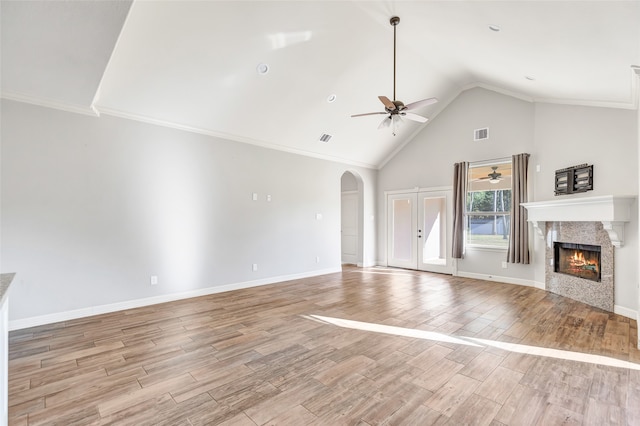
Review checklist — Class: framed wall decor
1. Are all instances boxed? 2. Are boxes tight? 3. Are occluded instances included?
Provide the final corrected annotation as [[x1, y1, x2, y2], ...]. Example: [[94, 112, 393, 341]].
[[555, 164, 593, 195]]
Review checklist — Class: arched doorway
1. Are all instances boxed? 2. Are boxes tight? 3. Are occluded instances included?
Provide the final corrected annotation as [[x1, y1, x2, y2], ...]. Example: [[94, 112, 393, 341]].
[[340, 171, 364, 266]]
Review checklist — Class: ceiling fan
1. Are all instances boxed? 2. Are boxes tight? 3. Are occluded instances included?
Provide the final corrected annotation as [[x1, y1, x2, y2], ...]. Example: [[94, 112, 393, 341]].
[[477, 166, 503, 184], [351, 16, 438, 136]]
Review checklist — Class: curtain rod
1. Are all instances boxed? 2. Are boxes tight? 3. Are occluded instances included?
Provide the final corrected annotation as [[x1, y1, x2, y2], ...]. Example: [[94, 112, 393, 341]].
[[468, 156, 511, 167]]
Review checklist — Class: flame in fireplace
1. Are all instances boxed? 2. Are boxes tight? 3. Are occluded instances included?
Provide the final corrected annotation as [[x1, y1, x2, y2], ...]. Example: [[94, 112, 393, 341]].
[[572, 250, 586, 266], [568, 249, 599, 274]]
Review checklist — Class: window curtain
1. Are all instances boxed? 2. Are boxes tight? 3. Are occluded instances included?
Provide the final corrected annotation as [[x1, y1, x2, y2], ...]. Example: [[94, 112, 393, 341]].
[[507, 153, 530, 264], [452, 161, 468, 259]]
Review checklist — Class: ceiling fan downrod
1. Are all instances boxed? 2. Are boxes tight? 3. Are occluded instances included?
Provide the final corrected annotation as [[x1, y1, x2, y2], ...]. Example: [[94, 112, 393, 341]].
[[391, 16, 399, 102], [349, 15, 436, 132]]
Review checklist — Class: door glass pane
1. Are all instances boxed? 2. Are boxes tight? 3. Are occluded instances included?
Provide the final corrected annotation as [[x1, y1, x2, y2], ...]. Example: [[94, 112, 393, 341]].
[[392, 198, 412, 261], [422, 197, 446, 265]]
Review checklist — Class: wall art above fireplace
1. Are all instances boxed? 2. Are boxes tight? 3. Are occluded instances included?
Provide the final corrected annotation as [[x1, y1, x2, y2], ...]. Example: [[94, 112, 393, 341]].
[[554, 164, 593, 196]]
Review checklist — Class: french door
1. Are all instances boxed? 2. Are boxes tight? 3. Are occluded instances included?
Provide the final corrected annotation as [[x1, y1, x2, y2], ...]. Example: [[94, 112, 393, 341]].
[[387, 189, 453, 274]]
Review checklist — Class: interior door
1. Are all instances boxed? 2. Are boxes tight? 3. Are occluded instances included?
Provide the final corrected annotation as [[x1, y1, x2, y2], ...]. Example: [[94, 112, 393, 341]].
[[387, 189, 453, 274], [387, 193, 418, 269], [417, 191, 453, 274], [341, 191, 359, 264]]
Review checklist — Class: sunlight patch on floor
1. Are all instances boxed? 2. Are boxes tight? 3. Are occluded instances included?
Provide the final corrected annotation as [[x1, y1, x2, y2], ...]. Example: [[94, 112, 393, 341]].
[[307, 314, 640, 371], [304, 315, 482, 347]]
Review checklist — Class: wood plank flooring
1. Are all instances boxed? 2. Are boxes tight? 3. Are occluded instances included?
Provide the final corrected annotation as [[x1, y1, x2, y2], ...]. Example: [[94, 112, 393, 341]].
[[8, 266, 640, 425]]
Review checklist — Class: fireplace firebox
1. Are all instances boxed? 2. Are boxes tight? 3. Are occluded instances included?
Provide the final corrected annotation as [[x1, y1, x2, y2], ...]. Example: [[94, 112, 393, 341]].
[[553, 242, 601, 282]]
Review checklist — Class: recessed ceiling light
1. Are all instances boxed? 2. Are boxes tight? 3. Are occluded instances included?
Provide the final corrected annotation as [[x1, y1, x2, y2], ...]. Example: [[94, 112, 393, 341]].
[[327, 94, 337, 103], [256, 63, 269, 75], [489, 25, 501, 32], [525, 75, 536, 81]]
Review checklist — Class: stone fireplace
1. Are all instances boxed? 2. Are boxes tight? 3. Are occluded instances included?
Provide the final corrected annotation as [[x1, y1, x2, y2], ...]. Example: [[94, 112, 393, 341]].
[[545, 221, 613, 311], [522, 195, 634, 312]]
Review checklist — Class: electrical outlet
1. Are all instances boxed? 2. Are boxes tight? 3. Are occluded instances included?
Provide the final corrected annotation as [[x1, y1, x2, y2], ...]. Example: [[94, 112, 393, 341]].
[[150, 275, 158, 285], [501, 261, 508, 269], [252, 264, 258, 271], [316, 256, 320, 263]]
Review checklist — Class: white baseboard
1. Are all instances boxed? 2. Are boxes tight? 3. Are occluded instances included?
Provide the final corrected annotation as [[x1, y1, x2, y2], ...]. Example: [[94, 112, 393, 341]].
[[456, 271, 539, 288], [9, 267, 341, 331], [614, 305, 638, 320], [532, 281, 546, 290], [457, 273, 638, 320]]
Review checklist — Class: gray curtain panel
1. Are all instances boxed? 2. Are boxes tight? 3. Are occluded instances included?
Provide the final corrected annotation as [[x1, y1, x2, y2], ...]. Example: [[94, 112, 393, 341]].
[[452, 161, 468, 259], [507, 153, 530, 264]]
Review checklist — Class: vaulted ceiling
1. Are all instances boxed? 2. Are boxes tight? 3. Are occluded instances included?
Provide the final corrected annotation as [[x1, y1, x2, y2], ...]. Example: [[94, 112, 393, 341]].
[[2, 1, 639, 169]]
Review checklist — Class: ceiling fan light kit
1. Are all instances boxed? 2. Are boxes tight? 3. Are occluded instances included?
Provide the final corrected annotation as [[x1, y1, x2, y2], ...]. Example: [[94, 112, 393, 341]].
[[488, 166, 502, 184], [351, 16, 437, 136]]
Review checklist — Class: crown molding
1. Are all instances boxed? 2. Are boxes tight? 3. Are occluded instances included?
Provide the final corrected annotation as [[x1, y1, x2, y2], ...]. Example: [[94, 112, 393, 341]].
[[377, 78, 639, 170], [96, 106, 378, 170], [531, 96, 637, 110], [1, 91, 99, 117], [1, 91, 377, 170]]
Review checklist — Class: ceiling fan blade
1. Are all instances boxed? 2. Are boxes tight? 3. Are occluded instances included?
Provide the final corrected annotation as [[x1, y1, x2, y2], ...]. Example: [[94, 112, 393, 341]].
[[402, 112, 428, 123], [404, 97, 438, 111], [351, 112, 387, 118], [378, 116, 391, 129], [378, 96, 396, 111]]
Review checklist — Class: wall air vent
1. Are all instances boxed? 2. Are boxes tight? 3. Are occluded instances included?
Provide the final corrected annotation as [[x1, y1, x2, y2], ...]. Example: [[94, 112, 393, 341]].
[[474, 127, 489, 141], [319, 133, 332, 143]]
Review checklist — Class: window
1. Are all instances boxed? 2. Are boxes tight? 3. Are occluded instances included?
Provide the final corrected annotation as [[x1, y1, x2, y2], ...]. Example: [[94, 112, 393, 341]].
[[466, 159, 512, 249]]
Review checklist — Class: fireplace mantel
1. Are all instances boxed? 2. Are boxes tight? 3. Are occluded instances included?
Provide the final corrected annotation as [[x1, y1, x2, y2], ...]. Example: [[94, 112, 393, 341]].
[[521, 195, 635, 247]]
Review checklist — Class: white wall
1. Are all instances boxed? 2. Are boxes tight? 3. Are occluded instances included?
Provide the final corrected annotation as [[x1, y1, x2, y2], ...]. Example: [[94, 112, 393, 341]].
[[379, 87, 639, 314], [0, 100, 377, 325], [378, 87, 535, 282], [531, 102, 638, 311]]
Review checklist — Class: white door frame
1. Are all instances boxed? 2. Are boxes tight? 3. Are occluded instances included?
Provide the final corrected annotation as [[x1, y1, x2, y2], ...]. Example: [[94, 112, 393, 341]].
[[385, 186, 454, 274], [341, 171, 365, 267], [417, 189, 454, 274], [341, 190, 359, 265], [386, 192, 418, 269]]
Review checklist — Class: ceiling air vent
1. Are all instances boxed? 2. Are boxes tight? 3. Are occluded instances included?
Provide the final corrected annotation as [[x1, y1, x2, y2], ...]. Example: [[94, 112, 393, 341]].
[[474, 127, 489, 141], [319, 133, 332, 143]]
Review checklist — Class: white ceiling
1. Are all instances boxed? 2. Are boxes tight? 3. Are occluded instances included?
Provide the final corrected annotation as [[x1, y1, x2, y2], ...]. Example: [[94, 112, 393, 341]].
[[2, 1, 639, 169]]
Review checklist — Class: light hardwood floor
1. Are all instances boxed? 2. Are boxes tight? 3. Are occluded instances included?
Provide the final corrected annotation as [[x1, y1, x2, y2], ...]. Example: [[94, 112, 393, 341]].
[[8, 266, 640, 425]]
